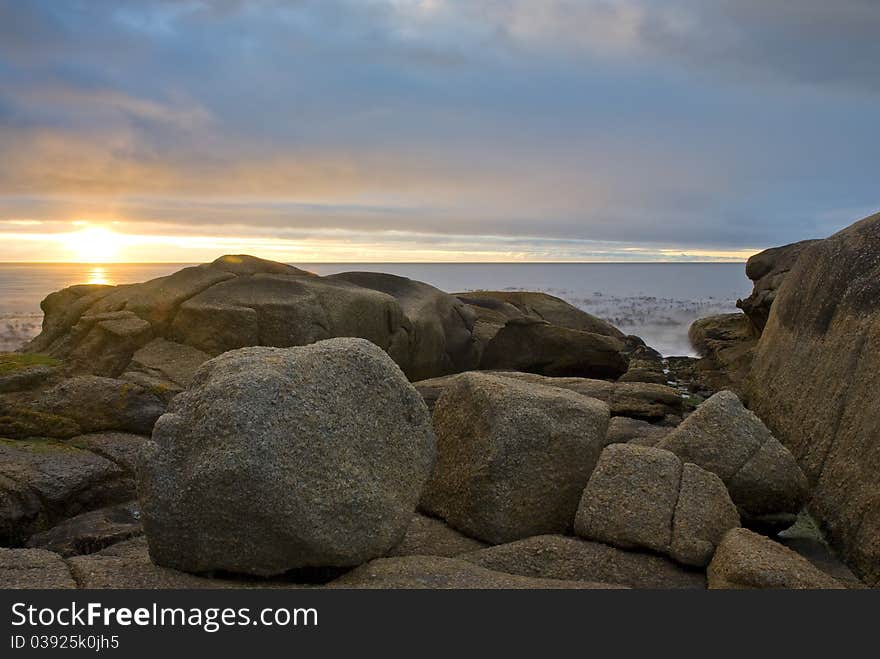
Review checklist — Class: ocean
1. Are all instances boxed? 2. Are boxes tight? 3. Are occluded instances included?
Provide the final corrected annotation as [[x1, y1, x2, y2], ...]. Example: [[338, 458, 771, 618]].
[[0, 262, 750, 357]]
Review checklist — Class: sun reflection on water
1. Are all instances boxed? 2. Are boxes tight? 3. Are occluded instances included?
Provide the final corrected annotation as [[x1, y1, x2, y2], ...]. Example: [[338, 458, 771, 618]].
[[87, 266, 112, 286]]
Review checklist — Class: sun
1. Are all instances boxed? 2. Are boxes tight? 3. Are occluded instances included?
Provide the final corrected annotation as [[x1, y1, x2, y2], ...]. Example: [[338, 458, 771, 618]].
[[66, 227, 125, 263]]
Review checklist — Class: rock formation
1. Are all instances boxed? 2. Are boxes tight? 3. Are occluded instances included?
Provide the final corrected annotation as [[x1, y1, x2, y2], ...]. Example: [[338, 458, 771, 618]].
[[747, 211, 880, 586]]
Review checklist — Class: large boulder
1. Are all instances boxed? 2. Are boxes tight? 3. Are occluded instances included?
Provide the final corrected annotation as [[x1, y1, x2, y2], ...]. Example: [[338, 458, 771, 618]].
[[737, 239, 819, 333], [657, 390, 808, 531], [328, 272, 480, 380], [24, 255, 485, 383], [455, 291, 631, 378], [708, 528, 845, 589], [327, 555, 625, 589], [138, 338, 436, 576], [478, 318, 628, 379], [574, 444, 740, 566], [420, 372, 610, 544], [462, 535, 706, 589], [416, 371, 684, 421], [0, 438, 135, 545], [456, 290, 624, 343], [747, 212, 880, 585]]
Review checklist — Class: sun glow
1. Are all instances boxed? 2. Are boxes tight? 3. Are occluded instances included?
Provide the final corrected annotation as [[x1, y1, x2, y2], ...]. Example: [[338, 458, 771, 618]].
[[65, 227, 125, 263]]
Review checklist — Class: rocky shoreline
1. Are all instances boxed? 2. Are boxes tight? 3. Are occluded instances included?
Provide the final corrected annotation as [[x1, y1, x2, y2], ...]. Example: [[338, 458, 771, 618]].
[[3, 214, 879, 590]]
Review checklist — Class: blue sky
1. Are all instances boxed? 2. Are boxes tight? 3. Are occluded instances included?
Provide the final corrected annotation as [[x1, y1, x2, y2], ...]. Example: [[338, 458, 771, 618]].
[[0, 0, 878, 261]]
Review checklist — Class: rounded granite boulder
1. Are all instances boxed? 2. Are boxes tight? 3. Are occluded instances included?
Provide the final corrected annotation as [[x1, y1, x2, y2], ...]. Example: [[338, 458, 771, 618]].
[[138, 338, 436, 576]]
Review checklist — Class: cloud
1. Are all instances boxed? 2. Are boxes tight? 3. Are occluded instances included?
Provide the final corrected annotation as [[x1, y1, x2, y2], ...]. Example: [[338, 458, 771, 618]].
[[0, 0, 878, 261]]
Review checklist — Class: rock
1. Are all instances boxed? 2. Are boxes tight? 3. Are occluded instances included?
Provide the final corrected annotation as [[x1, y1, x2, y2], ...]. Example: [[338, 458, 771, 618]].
[[462, 535, 706, 589], [24, 255, 485, 384], [657, 390, 808, 531], [328, 555, 625, 589], [420, 372, 610, 544], [169, 271, 403, 356], [455, 290, 646, 380], [0, 547, 76, 588], [11, 376, 166, 437], [66, 537, 307, 589], [708, 528, 845, 589], [26, 502, 142, 557], [0, 353, 61, 393], [0, 438, 135, 545], [0, 405, 81, 439], [737, 239, 819, 333], [617, 345, 668, 384], [605, 417, 669, 447], [479, 318, 628, 379], [746, 212, 880, 586], [387, 514, 487, 558], [688, 313, 756, 395], [456, 290, 624, 338], [139, 338, 435, 576], [60, 310, 154, 376], [574, 444, 739, 566], [778, 512, 866, 588], [124, 338, 211, 389], [328, 272, 480, 381], [672, 463, 742, 566], [68, 432, 150, 473], [415, 371, 684, 421]]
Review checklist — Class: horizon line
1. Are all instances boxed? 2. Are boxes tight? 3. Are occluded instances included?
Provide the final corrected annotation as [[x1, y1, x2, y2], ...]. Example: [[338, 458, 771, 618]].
[[0, 260, 748, 265]]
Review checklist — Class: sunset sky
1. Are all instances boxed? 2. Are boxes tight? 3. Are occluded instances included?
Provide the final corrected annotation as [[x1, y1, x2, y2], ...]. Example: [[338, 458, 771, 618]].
[[1, 0, 878, 262]]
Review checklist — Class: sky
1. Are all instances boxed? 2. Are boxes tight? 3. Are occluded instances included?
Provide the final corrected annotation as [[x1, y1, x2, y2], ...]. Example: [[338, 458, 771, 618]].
[[0, 0, 878, 262]]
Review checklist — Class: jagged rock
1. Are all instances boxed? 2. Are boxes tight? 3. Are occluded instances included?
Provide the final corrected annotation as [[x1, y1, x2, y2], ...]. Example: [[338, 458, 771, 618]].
[[605, 417, 669, 446], [328, 555, 626, 589], [688, 312, 757, 396], [617, 345, 668, 384], [328, 272, 480, 381], [737, 239, 819, 333], [574, 444, 739, 566], [747, 212, 880, 586], [0, 438, 135, 545], [26, 502, 142, 557], [479, 318, 628, 379], [0, 547, 76, 588], [657, 390, 808, 531], [139, 339, 436, 576], [387, 514, 487, 558], [708, 528, 845, 589], [416, 371, 683, 421], [462, 535, 706, 589], [420, 372, 610, 544]]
